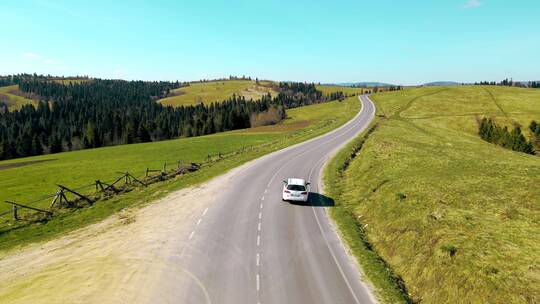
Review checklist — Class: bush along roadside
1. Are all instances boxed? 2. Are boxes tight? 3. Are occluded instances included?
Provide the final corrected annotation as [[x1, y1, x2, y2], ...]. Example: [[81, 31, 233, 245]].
[[324, 121, 413, 304]]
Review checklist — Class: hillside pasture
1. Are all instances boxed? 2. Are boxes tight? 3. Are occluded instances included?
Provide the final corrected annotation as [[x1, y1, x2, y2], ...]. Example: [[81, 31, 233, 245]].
[[158, 80, 278, 106], [316, 84, 365, 96], [0, 85, 38, 111], [328, 86, 540, 303]]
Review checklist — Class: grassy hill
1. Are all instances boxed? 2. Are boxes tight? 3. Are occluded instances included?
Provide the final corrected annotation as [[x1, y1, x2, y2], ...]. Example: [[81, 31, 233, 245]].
[[158, 80, 278, 106], [0, 85, 38, 111], [1, 79, 90, 111], [0, 96, 360, 251], [316, 84, 366, 96], [326, 86, 540, 303]]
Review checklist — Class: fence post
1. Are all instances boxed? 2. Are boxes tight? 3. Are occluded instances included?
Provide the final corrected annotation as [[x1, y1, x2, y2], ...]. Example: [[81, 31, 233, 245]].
[[57, 185, 93, 205], [146, 168, 149, 177], [12, 205, 18, 221], [163, 162, 167, 172]]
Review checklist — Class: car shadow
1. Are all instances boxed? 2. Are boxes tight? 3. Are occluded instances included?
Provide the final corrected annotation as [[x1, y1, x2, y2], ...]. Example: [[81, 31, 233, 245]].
[[288, 192, 335, 207]]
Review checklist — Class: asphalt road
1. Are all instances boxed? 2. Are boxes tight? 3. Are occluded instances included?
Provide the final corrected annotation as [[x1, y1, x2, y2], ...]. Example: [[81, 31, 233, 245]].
[[173, 95, 376, 304]]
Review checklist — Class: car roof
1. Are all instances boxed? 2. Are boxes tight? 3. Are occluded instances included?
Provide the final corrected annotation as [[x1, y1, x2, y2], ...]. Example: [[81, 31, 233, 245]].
[[287, 178, 306, 186]]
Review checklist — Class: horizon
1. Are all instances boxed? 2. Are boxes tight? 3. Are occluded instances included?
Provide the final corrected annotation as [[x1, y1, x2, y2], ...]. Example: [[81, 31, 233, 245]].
[[1, 0, 539, 85]]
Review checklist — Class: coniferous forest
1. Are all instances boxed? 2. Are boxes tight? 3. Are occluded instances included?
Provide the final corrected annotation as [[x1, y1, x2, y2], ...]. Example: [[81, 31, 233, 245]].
[[0, 75, 335, 160], [478, 117, 535, 155]]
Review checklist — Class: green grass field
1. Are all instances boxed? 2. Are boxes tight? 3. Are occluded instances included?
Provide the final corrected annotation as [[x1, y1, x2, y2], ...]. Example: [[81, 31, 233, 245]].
[[158, 80, 278, 106], [0, 85, 38, 111], [316, 84, 365, 96], [326, 86, 540, 303], [0, 96, 360, 251]]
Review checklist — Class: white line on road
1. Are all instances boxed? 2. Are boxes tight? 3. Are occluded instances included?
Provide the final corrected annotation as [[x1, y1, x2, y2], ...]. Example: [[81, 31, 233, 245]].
[[261, 196, 265, 201], [256, 274, 260, 291], [264, 189, 267, 194], [258, 212, 262, 220], [202, 207, 208, 216], [258, 222, 261, 231], [256, 235, 260, 246], [189, 231, 195, 240], [256, 253, 260, 266], [196, 218, 202, 226], [306, 139, 370, 304], [260, 203, 263, 209]]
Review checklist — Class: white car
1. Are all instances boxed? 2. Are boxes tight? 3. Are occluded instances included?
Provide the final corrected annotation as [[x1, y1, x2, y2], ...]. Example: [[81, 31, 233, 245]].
[[282, 178, 309, 202]]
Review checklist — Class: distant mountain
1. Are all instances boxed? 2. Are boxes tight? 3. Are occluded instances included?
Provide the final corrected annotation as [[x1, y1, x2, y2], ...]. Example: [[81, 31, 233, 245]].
[[326, 82, 395, 87], [423, 81, 461, 86]]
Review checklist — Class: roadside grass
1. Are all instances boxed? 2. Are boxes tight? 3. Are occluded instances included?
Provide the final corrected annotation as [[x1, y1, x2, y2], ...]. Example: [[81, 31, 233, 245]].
[[324, 121, 411, 304], [326, 86, 540, 303], [0, 96, 360, 252], [0, 85, 38, 111], [158, 80, 277, 106]]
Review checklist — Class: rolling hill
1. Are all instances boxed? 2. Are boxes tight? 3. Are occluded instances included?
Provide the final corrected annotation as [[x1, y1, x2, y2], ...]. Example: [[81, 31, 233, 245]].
[[158, 80, 278, 106], [315, 84, 366, 96], [423, 81, 461, 86], [0, 85, 39, 111], [331, 82, 395, 87], [326, 86, 540, 303]]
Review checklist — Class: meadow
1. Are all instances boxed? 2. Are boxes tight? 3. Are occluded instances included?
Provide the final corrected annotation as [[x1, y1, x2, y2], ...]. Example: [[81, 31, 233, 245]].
[[0, 85, 38, 111], [316, 84, 366, 96], [0, 96, 360, 251], [326, 86, 540, 303], [158, 80, 277, 106]]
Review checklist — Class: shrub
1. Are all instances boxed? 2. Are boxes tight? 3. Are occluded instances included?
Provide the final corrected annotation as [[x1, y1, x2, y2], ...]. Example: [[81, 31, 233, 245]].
[[441, 244, 458, 257]]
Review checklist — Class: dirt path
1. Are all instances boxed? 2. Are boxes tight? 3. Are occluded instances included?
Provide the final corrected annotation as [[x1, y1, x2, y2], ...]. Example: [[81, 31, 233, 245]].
[[0, 165, 242, 303]]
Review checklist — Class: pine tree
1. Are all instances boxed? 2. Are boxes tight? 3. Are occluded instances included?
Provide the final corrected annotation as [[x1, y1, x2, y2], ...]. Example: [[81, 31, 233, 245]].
[[32, 136, 43, 155], [49, 135, 63, 154], [530, 121, 538, 134], [124, 122, 137, 144], [137, 124, 151, 142], [83, 122, 96, 148]]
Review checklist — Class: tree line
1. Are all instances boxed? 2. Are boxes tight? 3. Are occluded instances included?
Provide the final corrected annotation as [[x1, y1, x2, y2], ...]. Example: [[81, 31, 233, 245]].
[[0, 77, 16, 87], [475, 79, 515, 86], [0, 75, 330, 160], [474, 78, 540, 88], [478, 118, 535, 155], [529, 81, 540, 88]]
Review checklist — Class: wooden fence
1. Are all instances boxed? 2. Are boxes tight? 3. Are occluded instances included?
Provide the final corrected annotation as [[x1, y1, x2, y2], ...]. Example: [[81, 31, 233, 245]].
[[0, 121, 325, 231]]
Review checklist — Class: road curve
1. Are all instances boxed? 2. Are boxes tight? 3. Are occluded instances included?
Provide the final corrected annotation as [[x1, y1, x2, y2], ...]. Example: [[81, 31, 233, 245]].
[[171, 95, 376, 304]]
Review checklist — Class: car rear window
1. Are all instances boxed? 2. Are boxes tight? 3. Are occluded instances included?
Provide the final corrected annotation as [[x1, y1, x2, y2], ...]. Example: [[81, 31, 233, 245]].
[[287, 185, 305, 191]]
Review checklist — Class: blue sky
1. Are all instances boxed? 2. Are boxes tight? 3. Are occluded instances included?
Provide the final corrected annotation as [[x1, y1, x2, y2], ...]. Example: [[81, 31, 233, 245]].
[[1, 0, 538, 85]]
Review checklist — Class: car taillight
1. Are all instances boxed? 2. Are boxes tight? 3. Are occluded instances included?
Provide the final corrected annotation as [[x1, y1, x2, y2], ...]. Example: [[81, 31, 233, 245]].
[[284, 190, 291, 193], [301, 192, 307, 195]]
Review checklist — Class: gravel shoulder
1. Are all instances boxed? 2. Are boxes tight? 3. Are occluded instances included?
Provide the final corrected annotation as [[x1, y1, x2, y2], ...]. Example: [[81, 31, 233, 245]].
[[0, 164, 246, 303]]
